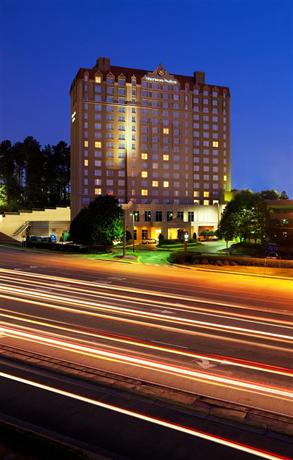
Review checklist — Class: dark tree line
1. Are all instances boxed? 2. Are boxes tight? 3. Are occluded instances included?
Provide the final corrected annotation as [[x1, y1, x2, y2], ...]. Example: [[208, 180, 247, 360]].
[[0, 136, 70, 211]]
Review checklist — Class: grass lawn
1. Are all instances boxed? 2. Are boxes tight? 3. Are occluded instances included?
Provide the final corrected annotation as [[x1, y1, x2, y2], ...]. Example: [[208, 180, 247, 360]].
[[78, 240, 228, 265]]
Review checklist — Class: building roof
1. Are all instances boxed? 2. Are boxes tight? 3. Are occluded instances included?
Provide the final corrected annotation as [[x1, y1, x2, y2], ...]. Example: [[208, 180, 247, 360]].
[[70, 62, 230, 94]]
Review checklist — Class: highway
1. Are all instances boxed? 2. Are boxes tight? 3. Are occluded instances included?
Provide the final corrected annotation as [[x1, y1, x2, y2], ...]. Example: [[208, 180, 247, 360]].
[[0, 246, 293, 458]]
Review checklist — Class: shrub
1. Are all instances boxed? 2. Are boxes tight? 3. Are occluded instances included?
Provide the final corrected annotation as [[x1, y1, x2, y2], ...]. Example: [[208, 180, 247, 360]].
[[158, 233, 165, 246]]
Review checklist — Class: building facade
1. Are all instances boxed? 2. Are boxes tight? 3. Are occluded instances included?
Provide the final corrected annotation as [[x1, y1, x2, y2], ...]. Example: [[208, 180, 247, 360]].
[[70, 57, 231, 240], [266, 200, 293, 253]]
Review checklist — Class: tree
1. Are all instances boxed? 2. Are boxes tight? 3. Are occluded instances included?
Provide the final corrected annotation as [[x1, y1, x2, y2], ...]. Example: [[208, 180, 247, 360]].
[[0, 184, 7, 209], [46, 141, 70, 206], [218, 189, 287, 245], [22, 136, 46, 208], [0, 140, 21, 210], [0, 137, 70, 211], [280, 191, 289, 200], [70, 195, 123, 246]]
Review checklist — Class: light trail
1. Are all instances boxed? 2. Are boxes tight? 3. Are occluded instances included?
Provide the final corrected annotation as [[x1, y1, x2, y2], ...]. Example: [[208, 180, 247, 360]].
[[0, 371, 289, 460], [1, 267, 292, 318], [1, 285, 292, 343], [1, 272, 292, 328], [3, 326, 293, 401], [1, 295, 293, 356], [1, 314, 292, 378]]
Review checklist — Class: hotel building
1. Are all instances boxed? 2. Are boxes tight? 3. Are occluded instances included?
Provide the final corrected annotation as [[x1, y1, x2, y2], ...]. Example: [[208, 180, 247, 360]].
[[70, 57, 231, 240]]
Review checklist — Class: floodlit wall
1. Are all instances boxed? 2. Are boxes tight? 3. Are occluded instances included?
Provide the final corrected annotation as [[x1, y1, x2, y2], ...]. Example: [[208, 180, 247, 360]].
[[0, 207, 70, 242], [125, 203, 224, 241]]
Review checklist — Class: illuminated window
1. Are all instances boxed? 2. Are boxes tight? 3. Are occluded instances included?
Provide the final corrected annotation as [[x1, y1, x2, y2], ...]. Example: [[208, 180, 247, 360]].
[[95, 75, 101, 83], [204, 200, 209, 206], [141, 153, 148, 160], [204, 191, 209, 197], [141, 171, 148, 178], [95, 188, 101, 195], [84, 141, 88, 147], [163, 154, 169, 161], [152, 180, 158, 187], [141, 189, 148, 196], [224, 175, 227, 181], [212, 141, 219, 147], [95, 141, 102, 148], [163, 181, 169, 188], [193, 191, 199, 197], [84, 159, 88, 166], [163, 128, 169, 134]]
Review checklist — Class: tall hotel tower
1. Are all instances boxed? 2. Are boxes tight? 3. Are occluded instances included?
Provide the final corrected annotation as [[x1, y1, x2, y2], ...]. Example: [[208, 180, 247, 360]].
[[70, 57, 231, 240]]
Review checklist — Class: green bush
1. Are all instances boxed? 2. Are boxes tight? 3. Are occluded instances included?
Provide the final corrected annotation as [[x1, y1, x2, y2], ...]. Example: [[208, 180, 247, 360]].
[[158, 233, 165, 246]]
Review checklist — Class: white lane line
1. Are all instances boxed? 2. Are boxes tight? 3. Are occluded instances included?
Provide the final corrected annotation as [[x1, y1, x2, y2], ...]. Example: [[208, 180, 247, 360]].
[[1, 275, 292, 332], [1, 268, 292, 319], [1, 286, 292, 342], [152, 340, 188, 349]]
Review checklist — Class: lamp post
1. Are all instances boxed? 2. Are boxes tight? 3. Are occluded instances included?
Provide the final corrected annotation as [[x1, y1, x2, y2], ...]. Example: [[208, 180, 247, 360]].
[[122, 148, 128, 258], [184, 232, 189, 253], [130, 212, 136, 253]]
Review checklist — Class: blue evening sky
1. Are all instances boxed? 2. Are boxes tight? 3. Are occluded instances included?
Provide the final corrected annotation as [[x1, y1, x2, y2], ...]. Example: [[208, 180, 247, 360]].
[[0, 0, 292, 196]]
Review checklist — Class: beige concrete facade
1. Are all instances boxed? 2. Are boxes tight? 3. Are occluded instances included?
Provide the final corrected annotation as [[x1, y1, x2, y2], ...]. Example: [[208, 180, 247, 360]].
[[0, 207, 70, 242], [70, 57, 231, 238], [124, 203, 223, 241]]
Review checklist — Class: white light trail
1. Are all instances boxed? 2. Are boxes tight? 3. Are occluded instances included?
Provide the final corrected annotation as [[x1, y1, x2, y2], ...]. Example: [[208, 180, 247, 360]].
[[3, 326, 293, 400], [0, 284, 292, 343], [0, 371, 289, 460], [1, 314, 292, 378]]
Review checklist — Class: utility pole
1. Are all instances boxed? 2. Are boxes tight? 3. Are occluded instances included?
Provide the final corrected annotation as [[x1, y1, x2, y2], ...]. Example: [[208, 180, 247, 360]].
[[122, 148, 128, 257]]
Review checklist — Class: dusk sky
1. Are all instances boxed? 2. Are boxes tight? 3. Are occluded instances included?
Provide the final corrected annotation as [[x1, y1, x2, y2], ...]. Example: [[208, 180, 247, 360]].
[[0, 0, 292, 197]]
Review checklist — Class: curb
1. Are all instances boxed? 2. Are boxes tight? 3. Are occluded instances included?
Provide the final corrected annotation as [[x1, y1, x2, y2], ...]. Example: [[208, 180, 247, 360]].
[[172, 263, 293, 280], [1, 345, 293, 440]]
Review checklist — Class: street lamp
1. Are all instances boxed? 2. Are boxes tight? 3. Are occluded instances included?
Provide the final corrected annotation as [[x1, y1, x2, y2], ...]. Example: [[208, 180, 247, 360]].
[[122, 147, 128, 258], [184, 232, 189, 253], [130, 211, 137, 253]]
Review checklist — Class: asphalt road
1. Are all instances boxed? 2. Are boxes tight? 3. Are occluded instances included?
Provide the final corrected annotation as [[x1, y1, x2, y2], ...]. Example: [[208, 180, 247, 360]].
[[1, 358, 292, 460], [0, 246, 293, 458]]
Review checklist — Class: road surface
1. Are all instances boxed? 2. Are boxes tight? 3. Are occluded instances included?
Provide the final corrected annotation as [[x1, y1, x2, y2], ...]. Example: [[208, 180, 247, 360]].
[[0, 246, 292, 458]]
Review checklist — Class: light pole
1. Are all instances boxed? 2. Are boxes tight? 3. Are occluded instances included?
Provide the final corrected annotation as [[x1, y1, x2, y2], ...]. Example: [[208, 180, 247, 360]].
[[184, 232, 189, 253], [130, 212, 136, 253], [122, 148, 128, 258]]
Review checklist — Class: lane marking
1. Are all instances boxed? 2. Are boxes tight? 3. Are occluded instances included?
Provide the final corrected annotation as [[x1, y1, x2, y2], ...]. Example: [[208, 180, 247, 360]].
[[0, 371, 289, 460], [0, 285, 292, 343], [2, 326, 293, 400], [1, 312, 293, 377], [151, 340, 188, 349]]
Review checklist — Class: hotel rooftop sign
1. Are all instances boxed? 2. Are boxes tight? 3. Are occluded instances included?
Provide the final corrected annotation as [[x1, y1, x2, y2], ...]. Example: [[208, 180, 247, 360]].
[[145, 76, 177, 84], [144, 65, 178, 85]]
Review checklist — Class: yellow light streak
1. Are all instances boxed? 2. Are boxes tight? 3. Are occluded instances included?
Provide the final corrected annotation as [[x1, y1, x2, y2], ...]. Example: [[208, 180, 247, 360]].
[[1, 268, 292, 317], [1, 272, 292, 328], [1, 285, 292, 343], [1, 297, 293, 358], [0, 371, 289, 460], [1, 314, 292, 378], [3, 326, 293, 400]]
